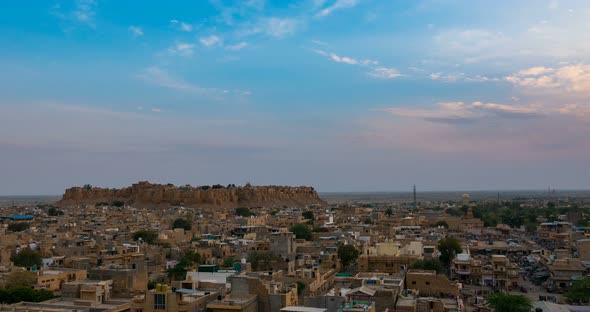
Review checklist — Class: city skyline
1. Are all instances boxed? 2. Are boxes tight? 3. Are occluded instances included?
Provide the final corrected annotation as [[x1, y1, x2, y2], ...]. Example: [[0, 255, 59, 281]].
[[2, 0, 590, 195]]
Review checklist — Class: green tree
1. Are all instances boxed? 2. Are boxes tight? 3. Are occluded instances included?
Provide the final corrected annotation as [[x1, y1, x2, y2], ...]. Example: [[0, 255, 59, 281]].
[[487, 293, 532, 312], [47, 207, 64, 216], [111, 200, 125, 207], [337, 244, 359, 269], [8, 222, 30, 232], [290, 223, 312, 241], [236, 207, 252, 217], [564, 276, 590, 304], [11, 248, 42, 268], [247, 251, 277, 271], [167, 264, 188, 281], [222, 257, 235, 268], [133, 229, 158, 244], [83, 184, 93, 190], [172, 218, 192, 231], [302, 210, 314, 220], [0, 287, 56, 304], [410, 259, 445, 273], [385, 208, 393, 216], [433, 221, 448, 228], [364, 218, 373, 224], [182, 250, 202, 268], [438, 237, 462, 267]]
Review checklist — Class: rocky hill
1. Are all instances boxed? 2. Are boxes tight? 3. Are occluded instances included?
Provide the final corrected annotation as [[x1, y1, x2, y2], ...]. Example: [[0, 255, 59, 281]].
[[58, 181, 325, 208]]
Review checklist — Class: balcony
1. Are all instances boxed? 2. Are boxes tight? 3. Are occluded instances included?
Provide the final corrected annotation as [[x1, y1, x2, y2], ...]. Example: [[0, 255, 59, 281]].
[[455, 269, 471, 275]]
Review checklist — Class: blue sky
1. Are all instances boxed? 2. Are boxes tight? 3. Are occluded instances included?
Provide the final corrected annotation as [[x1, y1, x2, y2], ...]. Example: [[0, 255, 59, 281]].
[[1, 0, 590, 195]]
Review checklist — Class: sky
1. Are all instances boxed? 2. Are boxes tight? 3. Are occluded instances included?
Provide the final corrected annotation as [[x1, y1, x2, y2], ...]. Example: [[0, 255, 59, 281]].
[[1, 0, 590, 195]]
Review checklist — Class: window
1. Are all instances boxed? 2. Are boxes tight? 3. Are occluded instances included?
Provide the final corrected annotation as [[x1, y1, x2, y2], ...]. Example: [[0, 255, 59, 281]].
[[412, 281, 416, 285], [426, 282, 430, 285], [154, 294, 166, 310]]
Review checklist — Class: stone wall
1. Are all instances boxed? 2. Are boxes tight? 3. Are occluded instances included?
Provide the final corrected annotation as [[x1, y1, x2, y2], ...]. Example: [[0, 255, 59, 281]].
[[58, 181, 325, 208]]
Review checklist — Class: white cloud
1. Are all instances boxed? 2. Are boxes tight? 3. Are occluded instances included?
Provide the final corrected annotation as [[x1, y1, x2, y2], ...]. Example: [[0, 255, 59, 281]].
[[168, 43, 196, 57], [313, 49, 401, 79], [311, 39, 330, 47], [384, 101, 540, 123], [317, 0, 359, 17], [226, 42, 248, 51], [151, 108, 162, 113], [73, 0, 97, 24], [170, 20, 194, 32], [128, 26, 143, 37], [263, 17, 299, 38], [368, 67, 402, 79], [200, 35, 222, 47], [329, 53, 377, 66], [180, 22, 193, 32], [135, 67, 249, 101], [136, 66, 209, 94], [429, 72, 497, 83], [506, 65, 590, 95]]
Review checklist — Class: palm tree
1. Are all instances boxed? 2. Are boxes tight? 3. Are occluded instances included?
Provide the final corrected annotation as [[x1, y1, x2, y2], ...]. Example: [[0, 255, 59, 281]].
[[487, 293, 532, 312]]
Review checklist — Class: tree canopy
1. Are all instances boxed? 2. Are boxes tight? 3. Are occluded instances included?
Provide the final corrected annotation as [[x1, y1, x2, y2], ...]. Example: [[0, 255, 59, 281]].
[[247, 251, 279, 271], [410, 258, 445, 274], [8, 222, 30, 232], [0, 287, 56, 304], [290, 223, 312, 241], [438, 237, 462, 267], [302, 210, 314, 220], [167, 250, 202, 281], [133, 229, 158, 244], [172, 218, 192, 231], [487, 293, 532, 312], [11, 248, 42, 268], [564, 276, 590, 304], [236, 207, 253, 217], [433, 220, 448, 228], [385, 208, 393, 216], [47, 207, 64, 216], [337, 244, 360, 269]]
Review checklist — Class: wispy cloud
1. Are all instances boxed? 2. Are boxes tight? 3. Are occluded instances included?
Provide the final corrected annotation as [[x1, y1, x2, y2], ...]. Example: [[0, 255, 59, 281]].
[[200, 35, 222, 47], [313, 49, 402, 79], [265, 17, 300, 38], [170, 19, 194, 32], [429, 72, 498, 83], [73, 0, 97, 25], [135, 66, 251, 100], [368, 67, 402, 79], [167, 43, 196, 57], [151, 108, 162, 113], [226, 42, 248, 51], [310, 39, 330, 47], [136, 66, 210, 94], [128, 26, 143, 37], [384, 101, 540, 124], [316, 0, 359, 17]]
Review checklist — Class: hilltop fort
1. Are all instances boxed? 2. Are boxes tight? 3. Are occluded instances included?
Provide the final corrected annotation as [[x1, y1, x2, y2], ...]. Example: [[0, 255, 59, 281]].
[[58, 181, 325, 208]]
